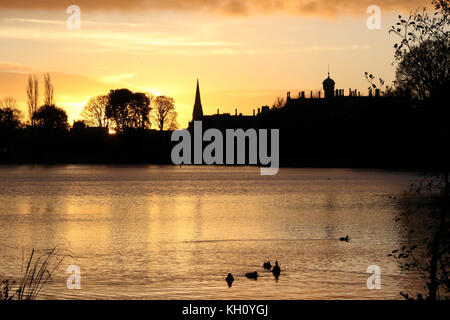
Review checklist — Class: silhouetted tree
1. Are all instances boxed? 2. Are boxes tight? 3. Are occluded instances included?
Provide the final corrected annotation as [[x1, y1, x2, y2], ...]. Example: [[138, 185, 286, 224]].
[[33, 105, 68, 130], [26, 75, 38, 125], [0, 107, 22, 131], [0, 97, 22, 131], [272, 96, 285, 109], [387, 0, 449, 300], [43, 73, 54, 106], [390, 0, 449, 102], [80, 95, 109, 128], [152, 95, 178, 131], [0, 96, 18, 109], [363, 73, 399, 97], [132, 92, 152, 129], [392, 177, 450, 300], [105, 89, 151, 132]]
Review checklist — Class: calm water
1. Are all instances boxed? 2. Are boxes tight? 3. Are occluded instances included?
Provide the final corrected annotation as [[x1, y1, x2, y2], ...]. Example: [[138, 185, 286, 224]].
[[0, 166, 424, 299]]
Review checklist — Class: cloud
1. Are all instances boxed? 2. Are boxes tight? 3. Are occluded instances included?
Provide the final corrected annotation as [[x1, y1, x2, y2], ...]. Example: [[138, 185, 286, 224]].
[[305, 44, 371, 51], [4, 18, 144, 28], [4, 18, 64, 25], [100, 73, 136, 83], [0, 26, 241, 56], [0, 0, 426, 16], [0, 61, 37, 73]]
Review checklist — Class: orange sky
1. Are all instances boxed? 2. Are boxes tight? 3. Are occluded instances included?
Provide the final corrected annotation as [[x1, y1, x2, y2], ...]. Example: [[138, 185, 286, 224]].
[[0, 0, 427, 128]]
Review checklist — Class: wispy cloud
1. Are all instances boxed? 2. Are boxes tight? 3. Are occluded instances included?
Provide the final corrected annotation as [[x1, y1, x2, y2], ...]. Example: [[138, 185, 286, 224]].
[[0, 25, 244, 57], [100, 72, 136, 83], [0, 0, 425, 16], [4, 17, 144, 28], [0, 61, 37, 73], [4, 18, 63, 25], [305, 44, 371, 51], [0, 27, 236, 47]]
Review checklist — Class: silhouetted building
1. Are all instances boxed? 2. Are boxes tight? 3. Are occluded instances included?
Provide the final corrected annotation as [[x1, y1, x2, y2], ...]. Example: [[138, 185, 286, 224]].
[[192, 79, 203, 121], [283, 72, 397, 108], [322, 72, 335, 99], [188, 80, 263, 130], [0, 75, 435, 169], [72, 120, 86, 130], [188, 74, 398, 133], [70, 120, 108, 136]]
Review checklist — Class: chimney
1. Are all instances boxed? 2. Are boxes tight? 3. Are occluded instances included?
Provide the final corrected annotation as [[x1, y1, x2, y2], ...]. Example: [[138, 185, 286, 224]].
[[217, 108, 219, 115], [287, 91, 291, 100], [253, 109, 255, 116], [335, 89, 338, 97], [369, 89, 373, 97], [301, 91, 305, 99], [375, 89, 380, 97], [235, 108, 237, 116], [258, 108, 260, 115], [349, 88, 352, 96], [318, 91, 321, 99], [310, 91, 313, 98]]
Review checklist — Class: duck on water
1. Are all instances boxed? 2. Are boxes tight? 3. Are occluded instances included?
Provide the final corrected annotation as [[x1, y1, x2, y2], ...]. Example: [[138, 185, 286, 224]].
[[245, 271, 258, 280], [272, 261, 280, 278], [225, 273, 234, 287]]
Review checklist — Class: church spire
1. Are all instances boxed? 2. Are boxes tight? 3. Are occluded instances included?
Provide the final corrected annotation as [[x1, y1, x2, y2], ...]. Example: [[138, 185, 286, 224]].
[[193, 78, 203, 121], [195, 79, 201, 106]]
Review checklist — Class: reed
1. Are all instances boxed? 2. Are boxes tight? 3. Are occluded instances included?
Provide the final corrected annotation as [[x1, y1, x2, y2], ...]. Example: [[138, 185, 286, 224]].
[[1, 247, 67, 300]]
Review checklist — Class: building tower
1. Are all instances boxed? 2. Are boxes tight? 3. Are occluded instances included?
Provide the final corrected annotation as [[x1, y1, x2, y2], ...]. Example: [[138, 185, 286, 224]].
[[192, 79, 203, 121], [322, 70, 335, 99]]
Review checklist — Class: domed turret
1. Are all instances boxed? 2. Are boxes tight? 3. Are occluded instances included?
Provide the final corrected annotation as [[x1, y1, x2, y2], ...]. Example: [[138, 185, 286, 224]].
[[322, 73, 335, 99]]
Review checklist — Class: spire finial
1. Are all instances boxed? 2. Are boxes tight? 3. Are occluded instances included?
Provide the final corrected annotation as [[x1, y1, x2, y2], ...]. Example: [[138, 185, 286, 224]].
[[328, 64, 330, 77]]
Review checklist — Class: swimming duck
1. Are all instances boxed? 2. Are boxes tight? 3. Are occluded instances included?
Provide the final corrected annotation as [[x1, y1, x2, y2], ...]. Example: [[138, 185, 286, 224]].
[[272, 261, 281, 277], [245, 271, 258, 280], [225, 273, 234, 287], [263, 261, 272, 270]]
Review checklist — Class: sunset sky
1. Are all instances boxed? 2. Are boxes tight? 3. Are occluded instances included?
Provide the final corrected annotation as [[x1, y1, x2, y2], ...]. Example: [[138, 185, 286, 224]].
[[0, 0, 426, 128]]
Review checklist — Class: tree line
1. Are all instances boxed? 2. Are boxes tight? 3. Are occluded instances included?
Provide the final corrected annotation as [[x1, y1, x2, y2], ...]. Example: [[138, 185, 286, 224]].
[[0, 73, 68, 131], [0, 73, 65, 132], [81, 89, 178, 132], [0, 74, 178, 133]]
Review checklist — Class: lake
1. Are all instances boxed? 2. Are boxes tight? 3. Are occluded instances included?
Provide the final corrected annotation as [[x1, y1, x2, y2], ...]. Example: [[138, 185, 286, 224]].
[[0, 166, 424, 299]]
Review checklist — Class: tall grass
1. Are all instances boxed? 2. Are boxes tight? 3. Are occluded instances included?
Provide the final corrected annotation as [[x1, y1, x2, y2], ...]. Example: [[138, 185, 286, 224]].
[[1, 247, 67, 300], [0, 279, 15, 300]]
